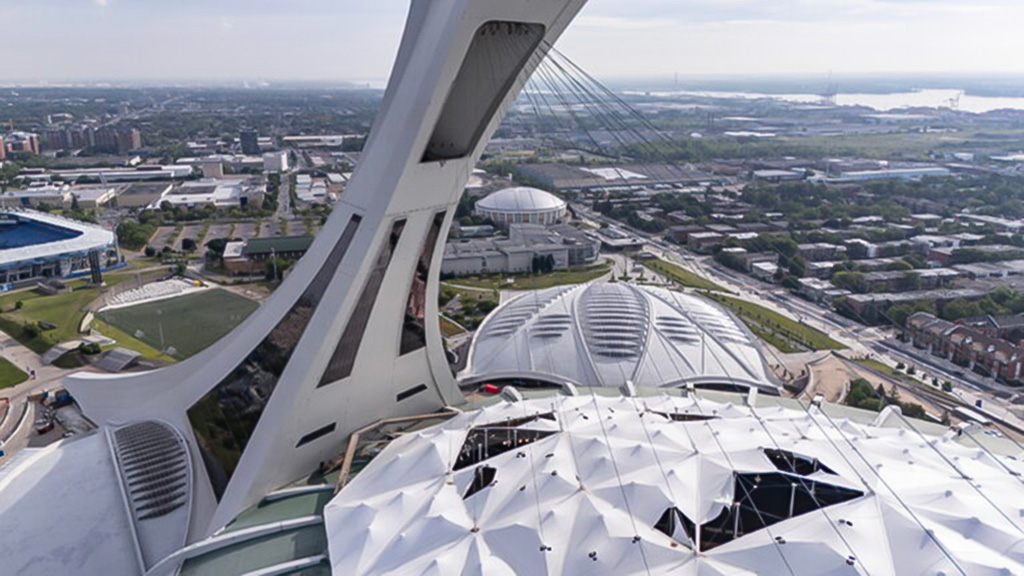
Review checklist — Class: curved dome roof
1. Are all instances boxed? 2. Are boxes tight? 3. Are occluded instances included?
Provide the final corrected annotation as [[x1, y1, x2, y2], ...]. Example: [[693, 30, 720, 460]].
[[326, 395, 1024, 575], [461, 282, 778, 392], [475, 187, 567, 214]]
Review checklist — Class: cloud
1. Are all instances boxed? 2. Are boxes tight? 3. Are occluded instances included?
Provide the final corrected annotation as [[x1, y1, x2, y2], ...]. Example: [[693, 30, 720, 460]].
[[575, 15, 678, 31], [93, 0, 108, 7]]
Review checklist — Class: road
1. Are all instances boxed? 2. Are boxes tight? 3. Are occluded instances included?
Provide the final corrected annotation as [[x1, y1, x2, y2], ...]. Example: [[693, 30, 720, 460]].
[[577, 202, 1024, 432], [276, 168, 293, 220], [0, 334, 95, 460]]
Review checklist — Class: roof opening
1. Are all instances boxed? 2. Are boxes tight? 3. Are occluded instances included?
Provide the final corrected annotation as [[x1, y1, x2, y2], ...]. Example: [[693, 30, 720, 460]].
[[700, 472, 863, 551], [454, 417, 556, 471], [463, 466, 498, 500], [763, 448, 837, 476], [654, 507, 696, 547]]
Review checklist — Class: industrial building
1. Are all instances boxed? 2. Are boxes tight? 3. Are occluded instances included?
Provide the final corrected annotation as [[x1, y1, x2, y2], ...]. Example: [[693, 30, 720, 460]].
[[832, 166, 952, 182], [0, 184, 119, 210], [51, 164, 194, 183], [221, 235, 316, 276], [160, 178, 265, 209], [442, 223, 599, 276], [115, 182, 174, 209], [263, 151, 289, 173], [517, 162, 721, 191]]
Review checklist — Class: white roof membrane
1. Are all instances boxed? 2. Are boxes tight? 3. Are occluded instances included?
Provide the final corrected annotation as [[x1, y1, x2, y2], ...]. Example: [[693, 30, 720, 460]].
[[325, 395, 1024, 576]]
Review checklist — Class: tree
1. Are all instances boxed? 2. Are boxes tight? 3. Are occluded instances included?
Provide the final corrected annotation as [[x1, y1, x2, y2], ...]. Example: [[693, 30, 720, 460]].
[[181, 238, 197, 253], [901, 402, 927, 420], [832, 271, 867, 293], [893, 273, 921, 293], [888, 305, 915, 328], [941, 298, 984, 321], [117, 220, 157, 251], [144, 246, 157, 258]]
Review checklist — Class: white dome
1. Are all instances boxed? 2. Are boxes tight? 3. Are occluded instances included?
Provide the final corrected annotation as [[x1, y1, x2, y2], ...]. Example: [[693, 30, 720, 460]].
[[476, 187, 567, 214], [326, 394, 1024, 575], [461, 282, 778, 392]]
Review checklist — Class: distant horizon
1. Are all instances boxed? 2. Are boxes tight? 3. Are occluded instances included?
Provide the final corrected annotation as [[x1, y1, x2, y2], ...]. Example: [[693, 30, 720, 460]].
[[5, 71, 1024, 96], [5, 0, 1024, 84]]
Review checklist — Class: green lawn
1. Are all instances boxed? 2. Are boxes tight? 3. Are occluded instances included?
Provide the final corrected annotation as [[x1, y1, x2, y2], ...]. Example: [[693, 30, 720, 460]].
[[778, 128, 1024, 160], [449, 261, 612, 291], [641, 259, 730, 293], [708, 293, 846, 353], [0, 357, 29, 389], [98, 289, 258, 360], [0, 279, 130, 353], [856, 358, 903, 377]]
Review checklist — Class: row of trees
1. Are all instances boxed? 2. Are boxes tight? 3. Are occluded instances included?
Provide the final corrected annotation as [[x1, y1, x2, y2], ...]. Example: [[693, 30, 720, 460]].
[[884, 286, 1024, 327]]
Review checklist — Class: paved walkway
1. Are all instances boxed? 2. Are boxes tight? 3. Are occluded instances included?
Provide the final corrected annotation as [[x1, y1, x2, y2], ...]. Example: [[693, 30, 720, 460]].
[[0, 334, 62, 389], [0, 334, 99, 459]]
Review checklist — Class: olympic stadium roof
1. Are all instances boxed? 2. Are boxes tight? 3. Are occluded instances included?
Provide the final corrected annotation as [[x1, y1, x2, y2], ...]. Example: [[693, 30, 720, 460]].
[[475, 187, 567, 214], [461, 283, 779, 392], [325, 394, 1024, 575]]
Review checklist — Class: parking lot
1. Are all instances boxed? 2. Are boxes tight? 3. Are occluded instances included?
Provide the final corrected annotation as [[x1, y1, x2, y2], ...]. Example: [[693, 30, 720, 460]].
[[235, 221, 259, 239], [149, 226, 177, 250], [204, 223, 232, 245], [174, 225, 204, 251], [259, 219, 282, 238]]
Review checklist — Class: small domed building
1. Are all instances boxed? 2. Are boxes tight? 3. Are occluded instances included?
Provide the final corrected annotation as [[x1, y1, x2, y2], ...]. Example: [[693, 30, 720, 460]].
[[474, 187, 568, 228]]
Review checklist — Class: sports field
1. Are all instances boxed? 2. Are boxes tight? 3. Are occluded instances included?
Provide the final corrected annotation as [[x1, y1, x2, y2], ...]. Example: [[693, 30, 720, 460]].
[[98, 289, 258, 360]]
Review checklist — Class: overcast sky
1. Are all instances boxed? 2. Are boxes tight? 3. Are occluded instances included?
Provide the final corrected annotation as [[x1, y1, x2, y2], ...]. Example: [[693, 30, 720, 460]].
[[3, 0, 1023, 83]]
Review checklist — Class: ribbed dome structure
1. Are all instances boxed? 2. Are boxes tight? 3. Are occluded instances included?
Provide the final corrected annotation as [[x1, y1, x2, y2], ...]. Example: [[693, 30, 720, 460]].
[[461, 283, 779, 393], [474, 187, 568, 226]]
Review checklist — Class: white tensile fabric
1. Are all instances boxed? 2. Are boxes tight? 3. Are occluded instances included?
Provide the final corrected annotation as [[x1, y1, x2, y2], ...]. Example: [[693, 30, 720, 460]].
[[326, 395, 1024, 576]]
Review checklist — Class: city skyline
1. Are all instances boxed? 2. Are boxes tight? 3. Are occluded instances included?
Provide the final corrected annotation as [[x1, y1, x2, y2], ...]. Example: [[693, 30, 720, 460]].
[[4, 0, 1024, 83]]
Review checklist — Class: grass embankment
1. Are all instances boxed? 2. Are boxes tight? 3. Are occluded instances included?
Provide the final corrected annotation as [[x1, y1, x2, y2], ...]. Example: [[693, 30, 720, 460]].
[[91, 318, 176, 362], [0, 278, 129, 353], [641, 259, 730, 293], [0, 357, 29, 389], [856, 358, 908, 379], [439, 316, 467, 338], [448, 260, 612, 291], [708, 293, 846, 354]]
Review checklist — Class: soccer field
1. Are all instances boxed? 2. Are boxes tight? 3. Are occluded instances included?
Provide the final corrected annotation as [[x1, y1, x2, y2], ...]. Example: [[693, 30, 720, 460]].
[[98, 289, 259, 360]]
